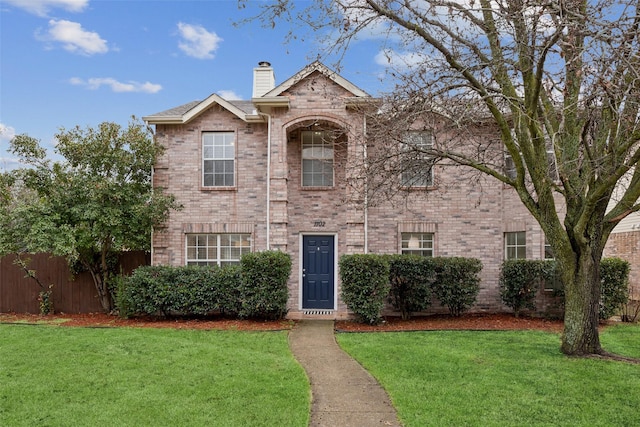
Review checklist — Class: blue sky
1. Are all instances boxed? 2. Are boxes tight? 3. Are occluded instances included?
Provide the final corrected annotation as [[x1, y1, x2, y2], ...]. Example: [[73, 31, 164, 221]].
[[0, 0, 389, 170]]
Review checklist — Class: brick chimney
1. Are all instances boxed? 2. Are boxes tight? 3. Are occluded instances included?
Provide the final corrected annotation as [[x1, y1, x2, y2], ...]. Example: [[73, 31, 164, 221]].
[[252, 61, 275, 98]]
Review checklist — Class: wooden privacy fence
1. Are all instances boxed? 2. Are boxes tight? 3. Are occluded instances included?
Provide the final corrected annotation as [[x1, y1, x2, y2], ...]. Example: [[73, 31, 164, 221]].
[[0, 252, 150, 314]]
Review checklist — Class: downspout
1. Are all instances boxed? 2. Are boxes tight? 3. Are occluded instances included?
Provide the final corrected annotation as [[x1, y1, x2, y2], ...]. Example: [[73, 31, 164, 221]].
[[146, 119, 155, 265], [259, 112, 272, 250], [363, 112, 369, 254]]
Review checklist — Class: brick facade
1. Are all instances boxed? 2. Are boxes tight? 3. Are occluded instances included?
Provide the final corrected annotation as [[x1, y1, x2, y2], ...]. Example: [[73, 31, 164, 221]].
[[604, 231, 640, 301], [145, 62, 558, 319]]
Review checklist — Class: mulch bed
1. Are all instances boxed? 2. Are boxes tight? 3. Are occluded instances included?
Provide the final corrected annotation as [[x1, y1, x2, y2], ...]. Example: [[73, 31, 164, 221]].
[[336, 313, 565, 333], [0, 312, 568, 333]]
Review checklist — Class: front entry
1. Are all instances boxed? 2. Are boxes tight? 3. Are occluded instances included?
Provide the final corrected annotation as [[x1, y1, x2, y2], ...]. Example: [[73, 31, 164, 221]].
[[302, 235, 335, 309]]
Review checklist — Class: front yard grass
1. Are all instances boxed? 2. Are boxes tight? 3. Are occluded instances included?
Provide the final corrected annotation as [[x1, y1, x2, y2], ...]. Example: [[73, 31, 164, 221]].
[[337, 324, 640, 427], [0, 325, 309, 427]]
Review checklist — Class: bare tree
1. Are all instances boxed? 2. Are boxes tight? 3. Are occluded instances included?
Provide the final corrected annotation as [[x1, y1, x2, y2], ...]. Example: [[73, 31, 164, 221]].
[[253, 0, 640, 356]]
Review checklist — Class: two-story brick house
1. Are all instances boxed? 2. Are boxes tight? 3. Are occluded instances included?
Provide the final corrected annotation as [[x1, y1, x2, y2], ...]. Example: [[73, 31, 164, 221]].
[[143, 61, 557, 319]]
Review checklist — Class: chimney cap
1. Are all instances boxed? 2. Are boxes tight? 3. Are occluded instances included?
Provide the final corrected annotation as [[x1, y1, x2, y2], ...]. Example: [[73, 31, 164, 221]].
[[258, 61, 271, 67]]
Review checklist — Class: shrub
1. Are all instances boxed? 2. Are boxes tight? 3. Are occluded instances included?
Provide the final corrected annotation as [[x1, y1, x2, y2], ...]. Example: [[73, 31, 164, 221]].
[[238, 251, 291, 319], [387, 255, 434, 320], [214, 265, 242, 316], [339, 254, 390, 324], [432, 257, 482, 317], [117, 252, 291, 320], [600, 258, 630, 320], [500, 260, 556, 317], [116, 265, 222, 317]]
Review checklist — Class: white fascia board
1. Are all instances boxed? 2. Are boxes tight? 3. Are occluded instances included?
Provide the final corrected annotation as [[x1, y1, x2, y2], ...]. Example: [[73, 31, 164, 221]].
[[142, 115, 184, 124], [251, 96, 290, 107]]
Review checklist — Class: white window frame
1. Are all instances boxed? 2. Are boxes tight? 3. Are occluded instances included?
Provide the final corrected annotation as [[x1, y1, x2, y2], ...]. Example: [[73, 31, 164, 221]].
[[401, 232, 434, 257], [504, 131, 558, 181], [301, 130, 334, 187], [203, 132, 235, 187], [401, 131, 434, 187], [505, 231, 526, 260], [186, 233, 251, 266]]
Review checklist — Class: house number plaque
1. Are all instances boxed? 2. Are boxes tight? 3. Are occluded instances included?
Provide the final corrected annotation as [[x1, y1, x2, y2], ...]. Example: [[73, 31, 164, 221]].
[[313, 221, 326, 227]]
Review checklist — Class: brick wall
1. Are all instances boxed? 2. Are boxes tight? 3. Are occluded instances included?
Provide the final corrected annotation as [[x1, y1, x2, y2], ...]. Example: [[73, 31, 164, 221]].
[[152, 71, 556, 318], [604, 231, 640, 300]]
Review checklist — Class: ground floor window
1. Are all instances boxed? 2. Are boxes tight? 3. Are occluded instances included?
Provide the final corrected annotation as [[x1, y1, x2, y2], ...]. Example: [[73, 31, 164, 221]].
[[401, 232, 434, 257], [505, 231, 526, 259], [186, 233, 251, 266]]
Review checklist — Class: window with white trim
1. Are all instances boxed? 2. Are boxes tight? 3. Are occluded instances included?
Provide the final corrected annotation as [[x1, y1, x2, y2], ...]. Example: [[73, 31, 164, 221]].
[[401, 131, 434, 187], [203, 132, 235, 187], [504, 132, 558, 181], [505, 231, 526, 259], [186, 234, 251, 266], [401, 232, 434, 257], [544, 237, 554, 260], [302, 130, 334, 187]]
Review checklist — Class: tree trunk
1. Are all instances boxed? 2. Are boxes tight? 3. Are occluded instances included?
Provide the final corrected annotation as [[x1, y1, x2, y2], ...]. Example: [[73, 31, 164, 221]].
[[86, 263, 113, 312], [560, 248, 603, 356]]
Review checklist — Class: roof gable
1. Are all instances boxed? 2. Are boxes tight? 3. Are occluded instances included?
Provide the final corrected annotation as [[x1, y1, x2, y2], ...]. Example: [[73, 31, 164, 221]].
[[143, 94, 262, 124], [143, 61, 373, 124], [263, 61, 370, 98]]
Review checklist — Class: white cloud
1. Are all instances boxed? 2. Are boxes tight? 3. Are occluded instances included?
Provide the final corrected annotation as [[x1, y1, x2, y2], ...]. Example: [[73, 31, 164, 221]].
[[0, 123, 17, 142], [374, 49, 428, 71], [0, 124, 20, 171], [217, 90, 242, 100], [177, 22, 222, 59], [70, 77, 162, 93], [4, 0, 88, 17], [38, 19, 108, 56]]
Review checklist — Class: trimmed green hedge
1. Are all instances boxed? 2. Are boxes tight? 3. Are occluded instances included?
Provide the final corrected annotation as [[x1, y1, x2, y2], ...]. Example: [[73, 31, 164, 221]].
[[600, 258, 630, 320], [116, 251, 291, 320], [387, 255, 434, 320], [238, 250, 291, 319], [339, 254, 390, 324], [499, 257, 630, 320], [340, 254, 483, 322], [432, 257, 483, 317], [500, 260, 556, 317]]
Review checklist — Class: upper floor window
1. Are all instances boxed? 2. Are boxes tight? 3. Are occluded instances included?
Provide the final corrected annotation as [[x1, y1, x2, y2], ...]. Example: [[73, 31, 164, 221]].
[[186, 233, 251, 266], [401, 131, 434, 187], [505, 231, 526, 259], [401, 232, 434, 257], [302, 130, 334, 187], [544, 237, 554, 260], [504, 132, 558, 181], [203, 132, 235, 187]]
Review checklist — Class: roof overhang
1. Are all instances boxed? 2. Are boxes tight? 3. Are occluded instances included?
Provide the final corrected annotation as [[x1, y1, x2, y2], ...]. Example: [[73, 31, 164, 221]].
[[251, 96, 290, 108], [143, 93, 266, 124]]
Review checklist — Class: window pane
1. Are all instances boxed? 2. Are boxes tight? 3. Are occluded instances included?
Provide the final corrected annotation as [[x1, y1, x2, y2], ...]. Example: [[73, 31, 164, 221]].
[[505, 232, 526, 260], [302, 131, 334, 187], [186, 233, 250, 266], [202, 132, 234, 187], [401, 233, 434, 257], [401, 131, 433, 187]]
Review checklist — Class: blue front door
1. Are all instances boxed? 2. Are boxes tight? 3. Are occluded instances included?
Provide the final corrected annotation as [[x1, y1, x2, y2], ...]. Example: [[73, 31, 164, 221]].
[[302, 235, 335, 309]]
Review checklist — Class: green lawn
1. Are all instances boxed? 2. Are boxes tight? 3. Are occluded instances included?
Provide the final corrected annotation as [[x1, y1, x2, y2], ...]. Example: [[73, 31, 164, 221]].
[[0, 325, 309, 427], [337, 324, 640, 427]]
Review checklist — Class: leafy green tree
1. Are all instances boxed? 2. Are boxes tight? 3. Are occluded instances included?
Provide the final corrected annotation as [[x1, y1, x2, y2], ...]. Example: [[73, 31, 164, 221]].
[[255, 0, 640, 356], [0, 119, 181, 311]]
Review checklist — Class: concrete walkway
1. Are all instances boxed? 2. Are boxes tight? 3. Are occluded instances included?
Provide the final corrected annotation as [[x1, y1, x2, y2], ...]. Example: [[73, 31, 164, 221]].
[[289, 320, 402, 427]]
